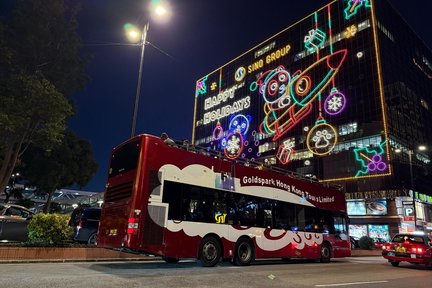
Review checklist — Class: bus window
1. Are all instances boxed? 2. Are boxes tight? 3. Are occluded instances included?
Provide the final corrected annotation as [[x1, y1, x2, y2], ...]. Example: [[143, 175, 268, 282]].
[[109, 140, 140, 178], [162, 181, 182, 220], [334, 215, 348, 240], [273, 202, 296, 230], [236, 195, 258, 227]]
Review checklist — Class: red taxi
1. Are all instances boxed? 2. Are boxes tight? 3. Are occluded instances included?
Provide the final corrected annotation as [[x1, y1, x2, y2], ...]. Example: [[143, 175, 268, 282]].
[[382, 233, 432, 268]]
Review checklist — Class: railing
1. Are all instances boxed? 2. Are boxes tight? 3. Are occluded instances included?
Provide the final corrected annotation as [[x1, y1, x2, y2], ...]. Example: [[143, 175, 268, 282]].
[[167, 139, 343, 191]]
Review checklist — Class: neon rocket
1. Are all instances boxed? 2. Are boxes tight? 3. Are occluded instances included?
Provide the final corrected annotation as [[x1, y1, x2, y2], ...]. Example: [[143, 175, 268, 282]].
[[257, 49, 347, 141]]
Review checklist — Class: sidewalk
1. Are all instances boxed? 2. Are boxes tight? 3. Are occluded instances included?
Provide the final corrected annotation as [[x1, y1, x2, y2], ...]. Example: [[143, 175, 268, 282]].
[[0, 247, 381, 263]]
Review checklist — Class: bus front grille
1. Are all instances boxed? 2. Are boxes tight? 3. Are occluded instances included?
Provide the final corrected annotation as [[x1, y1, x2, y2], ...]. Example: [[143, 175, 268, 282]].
[[105, 181, 133, 202]]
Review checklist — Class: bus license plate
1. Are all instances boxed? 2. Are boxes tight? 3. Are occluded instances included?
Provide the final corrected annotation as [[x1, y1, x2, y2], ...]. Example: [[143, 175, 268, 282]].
[[411, 254, 416, 258]]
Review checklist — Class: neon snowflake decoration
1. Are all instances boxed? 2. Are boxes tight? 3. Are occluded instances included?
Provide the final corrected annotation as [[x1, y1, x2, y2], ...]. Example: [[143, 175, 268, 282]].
[[224, 132, 244, 159], [324, 89, 346, 115]]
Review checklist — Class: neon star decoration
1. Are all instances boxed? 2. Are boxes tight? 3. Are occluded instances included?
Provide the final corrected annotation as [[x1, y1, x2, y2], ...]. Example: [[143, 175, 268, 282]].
[[344, 0, 371, 20], [344, 25, 358, 38], [277, 138, 295, 165], [304, 29, 326, 53], [324, 88, 346, 115], [354, 141, 388, 177], [306, 122, 338, 156]]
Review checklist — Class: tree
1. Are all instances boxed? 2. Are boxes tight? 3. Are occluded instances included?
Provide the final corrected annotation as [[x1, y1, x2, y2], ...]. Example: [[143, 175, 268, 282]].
[[21, 130, 98, 213], [0, 0, 89, 195]]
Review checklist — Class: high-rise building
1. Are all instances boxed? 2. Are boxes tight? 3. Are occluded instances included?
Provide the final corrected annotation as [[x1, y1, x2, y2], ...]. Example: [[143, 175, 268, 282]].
[[192, 0, 432, 240]]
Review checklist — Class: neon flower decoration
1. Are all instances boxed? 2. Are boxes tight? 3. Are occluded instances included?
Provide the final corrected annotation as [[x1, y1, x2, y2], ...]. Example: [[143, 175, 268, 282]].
[[354, 141, 387, 177], [224, 132, 244, 160], [324, 88, 346, 115], [256, 49, 347, 141], [344, 0, 371, 20], [304, 29, 326, 53], [228, 114, 251, 136], [306, 123, 337, 156], [212, 122, 224, 140], [277, 139, 296, 165]]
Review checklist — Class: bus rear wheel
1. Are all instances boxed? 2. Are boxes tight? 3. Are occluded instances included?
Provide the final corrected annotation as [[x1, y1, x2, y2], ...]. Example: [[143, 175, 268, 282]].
[[199, 236, 221, 267], [320, 243, 331, 263], [233, 238, 254, 266], [390, 261, 400, 267]]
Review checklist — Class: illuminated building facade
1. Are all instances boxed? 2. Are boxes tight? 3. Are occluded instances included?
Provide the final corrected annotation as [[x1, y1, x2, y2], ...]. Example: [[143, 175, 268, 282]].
[[192, 0, 432, 239]]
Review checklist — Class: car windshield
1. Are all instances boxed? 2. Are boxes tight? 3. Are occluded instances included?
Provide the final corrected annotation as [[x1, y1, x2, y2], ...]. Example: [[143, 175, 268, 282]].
[[392, 235, 424, 244]]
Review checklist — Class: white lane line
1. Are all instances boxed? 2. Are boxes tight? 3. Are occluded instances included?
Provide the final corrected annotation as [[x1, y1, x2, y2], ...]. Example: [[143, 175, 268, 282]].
[[315, 280, 389, 287]]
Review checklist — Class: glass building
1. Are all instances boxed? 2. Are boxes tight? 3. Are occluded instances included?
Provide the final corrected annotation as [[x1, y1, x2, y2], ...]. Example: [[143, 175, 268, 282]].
[[192, 0, 432, 239]]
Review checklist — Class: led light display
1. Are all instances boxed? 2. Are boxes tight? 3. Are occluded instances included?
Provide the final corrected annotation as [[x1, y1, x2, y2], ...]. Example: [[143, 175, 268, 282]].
[[193, 0, 389, 181]]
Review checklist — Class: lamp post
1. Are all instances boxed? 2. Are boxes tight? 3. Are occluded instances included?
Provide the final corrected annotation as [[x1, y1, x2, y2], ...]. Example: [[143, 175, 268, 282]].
[[130, 22, 149, 138], [127, 1, 170, 138]]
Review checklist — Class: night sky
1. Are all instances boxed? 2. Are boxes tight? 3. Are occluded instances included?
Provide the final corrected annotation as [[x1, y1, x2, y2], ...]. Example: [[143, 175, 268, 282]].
[[11, 1, 432, 192]]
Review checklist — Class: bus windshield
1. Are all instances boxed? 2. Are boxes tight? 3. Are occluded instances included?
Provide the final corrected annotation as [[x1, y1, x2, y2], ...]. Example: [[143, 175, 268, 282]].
[[108, 140, 140, 178]]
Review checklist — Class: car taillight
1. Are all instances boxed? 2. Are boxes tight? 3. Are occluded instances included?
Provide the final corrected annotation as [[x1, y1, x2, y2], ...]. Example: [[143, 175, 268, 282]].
[[127, 217, 139, 234], [382, 245, 391, 250], [411, 247, 423, 253], [77, 220, 83, 230]]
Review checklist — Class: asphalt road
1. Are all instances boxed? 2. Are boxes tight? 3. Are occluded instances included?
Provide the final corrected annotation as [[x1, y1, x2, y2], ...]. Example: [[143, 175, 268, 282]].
[[1, 256, 430, 288]]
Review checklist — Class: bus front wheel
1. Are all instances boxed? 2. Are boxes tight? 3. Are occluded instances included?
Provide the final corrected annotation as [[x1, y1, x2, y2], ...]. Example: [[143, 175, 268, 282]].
[[233, 238, 254, 266], [320, 243, 331, 263], [199, 236, 221, 267]]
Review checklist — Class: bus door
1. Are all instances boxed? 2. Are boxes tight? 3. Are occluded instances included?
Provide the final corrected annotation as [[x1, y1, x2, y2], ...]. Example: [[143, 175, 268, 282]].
[[333, 215, 350, 257]]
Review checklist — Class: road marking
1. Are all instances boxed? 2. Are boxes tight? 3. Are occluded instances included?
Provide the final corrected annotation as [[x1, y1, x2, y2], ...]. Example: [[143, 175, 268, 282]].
[[315, 280, 389, 287]]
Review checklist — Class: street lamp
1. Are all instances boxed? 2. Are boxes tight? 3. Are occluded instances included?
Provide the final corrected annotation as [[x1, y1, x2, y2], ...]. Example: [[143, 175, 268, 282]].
[[395, 145, 427, 231], [126, 1, 171, 138]]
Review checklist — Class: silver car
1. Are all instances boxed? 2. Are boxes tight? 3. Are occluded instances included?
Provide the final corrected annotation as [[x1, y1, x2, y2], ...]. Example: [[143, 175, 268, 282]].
[[0, 203, 33, 242]]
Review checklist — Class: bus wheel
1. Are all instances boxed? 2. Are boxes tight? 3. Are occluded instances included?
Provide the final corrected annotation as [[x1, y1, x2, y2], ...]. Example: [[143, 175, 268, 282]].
[[199, 236, 221, 267], [320, 243, 331, 263], [234, 238, 254, 266], [162, 256, 179, 264], [390, 261, 400, 267]]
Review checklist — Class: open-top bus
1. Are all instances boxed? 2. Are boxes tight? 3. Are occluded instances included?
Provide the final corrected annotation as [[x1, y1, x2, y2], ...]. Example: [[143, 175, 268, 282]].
[[98, 134, 350, 266]]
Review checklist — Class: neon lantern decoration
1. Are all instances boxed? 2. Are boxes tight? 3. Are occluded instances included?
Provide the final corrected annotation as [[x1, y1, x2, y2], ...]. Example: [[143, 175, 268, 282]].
[[224, 132, 244, 159], [254, 49, 347, 141], [344, 0, 371, 20], [196, 76, 208, 97], [228, 114, 251, 136], [304, 29, 326, 53], [212, 121, 224, 140], [354, 141, 388, 177], [306, 122, 338, 156], [277, 139, 295, 165], [324, 88, 346, 115]]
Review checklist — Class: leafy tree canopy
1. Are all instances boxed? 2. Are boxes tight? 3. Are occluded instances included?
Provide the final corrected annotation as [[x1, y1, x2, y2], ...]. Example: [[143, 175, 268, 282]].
[[21, 130, 98, 212]]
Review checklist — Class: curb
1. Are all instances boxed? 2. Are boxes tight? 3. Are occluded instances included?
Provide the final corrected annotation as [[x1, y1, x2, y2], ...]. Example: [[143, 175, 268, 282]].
[[0, 256, 161, 264]]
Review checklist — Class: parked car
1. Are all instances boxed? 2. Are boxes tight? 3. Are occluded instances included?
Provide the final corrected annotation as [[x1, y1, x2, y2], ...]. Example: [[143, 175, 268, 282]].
[[69, 207, 101, 245], [372, 237, 388, 249], [0, 203, 34, 242], [382, 233, 432, 268]]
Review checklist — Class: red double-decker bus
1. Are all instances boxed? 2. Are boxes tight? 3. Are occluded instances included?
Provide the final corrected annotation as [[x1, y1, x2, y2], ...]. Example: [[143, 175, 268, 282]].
[[98, 134, 350, 266]]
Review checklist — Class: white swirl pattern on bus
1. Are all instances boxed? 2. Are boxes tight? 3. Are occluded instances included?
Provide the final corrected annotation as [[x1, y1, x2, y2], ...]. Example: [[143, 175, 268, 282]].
[[166, 220, 323, 251]]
